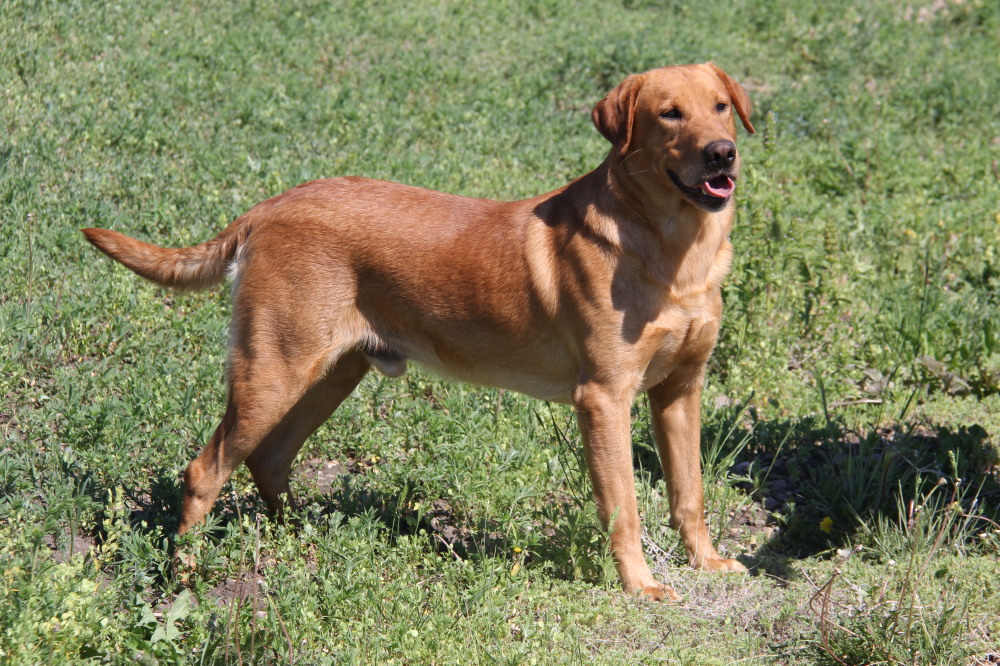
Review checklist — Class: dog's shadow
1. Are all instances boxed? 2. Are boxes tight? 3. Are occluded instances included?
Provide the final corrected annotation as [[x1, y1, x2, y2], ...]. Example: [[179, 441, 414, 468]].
[[698, 415, 1000, 582], [60, 447, 604, 589], [62, 406, 998, 593], [106, 462, 516, 566]]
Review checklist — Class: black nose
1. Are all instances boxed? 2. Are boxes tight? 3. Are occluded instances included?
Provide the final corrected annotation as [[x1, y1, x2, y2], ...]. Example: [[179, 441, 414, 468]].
[[703, 140, 737, 167]]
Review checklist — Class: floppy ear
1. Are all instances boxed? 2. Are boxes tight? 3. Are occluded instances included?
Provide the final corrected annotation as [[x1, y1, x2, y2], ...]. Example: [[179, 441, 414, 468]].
[[591, 74, 645, 156], [708, 63, 755, 134]]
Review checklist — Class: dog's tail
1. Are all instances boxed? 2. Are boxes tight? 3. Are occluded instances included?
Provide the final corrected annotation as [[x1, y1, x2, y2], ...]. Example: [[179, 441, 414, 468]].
[[82, 217, 251, 290]]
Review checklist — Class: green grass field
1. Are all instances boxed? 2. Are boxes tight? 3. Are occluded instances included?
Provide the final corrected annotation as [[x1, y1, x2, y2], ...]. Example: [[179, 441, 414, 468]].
[[2, 0, 999, 663]]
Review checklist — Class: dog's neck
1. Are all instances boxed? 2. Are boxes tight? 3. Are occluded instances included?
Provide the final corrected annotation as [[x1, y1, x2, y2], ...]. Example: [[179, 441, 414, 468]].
[[578, 159, 734, 293]]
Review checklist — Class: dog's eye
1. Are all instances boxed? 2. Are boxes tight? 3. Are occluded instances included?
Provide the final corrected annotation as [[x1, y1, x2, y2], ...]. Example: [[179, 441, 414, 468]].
[[716, 102, 729, 113], [660, 108, 682, 120]]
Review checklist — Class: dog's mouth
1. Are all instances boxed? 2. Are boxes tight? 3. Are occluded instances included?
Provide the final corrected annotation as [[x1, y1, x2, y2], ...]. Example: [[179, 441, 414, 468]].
[[668, 171, 737, 212]]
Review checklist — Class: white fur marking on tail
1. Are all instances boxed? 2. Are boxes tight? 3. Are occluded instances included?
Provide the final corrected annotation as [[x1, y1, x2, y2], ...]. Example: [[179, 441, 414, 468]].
[[226, 244, 246, 295]]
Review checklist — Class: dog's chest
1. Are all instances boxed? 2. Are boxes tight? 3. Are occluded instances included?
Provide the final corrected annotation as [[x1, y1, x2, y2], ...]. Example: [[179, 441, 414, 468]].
[[639, 299, 721, 390]]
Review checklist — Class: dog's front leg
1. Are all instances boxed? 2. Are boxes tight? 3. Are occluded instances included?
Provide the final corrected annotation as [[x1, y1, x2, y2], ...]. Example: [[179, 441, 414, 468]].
[[574, 383, 679, 601], [647, 372, 746, 573]]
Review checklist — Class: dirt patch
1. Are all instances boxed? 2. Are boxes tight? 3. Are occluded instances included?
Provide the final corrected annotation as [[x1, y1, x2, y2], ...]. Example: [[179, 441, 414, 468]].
[[292, 456, 352, 496], [208, 573, 267, 608], [423, 498, 506, 557], [43, 528, 99, 564], [292, 455, 509, 557]]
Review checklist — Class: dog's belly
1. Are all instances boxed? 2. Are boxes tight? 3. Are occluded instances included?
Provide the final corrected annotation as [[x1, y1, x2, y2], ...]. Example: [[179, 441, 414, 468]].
[[427, 361, 576, 404], [361, 331, 577, 404]]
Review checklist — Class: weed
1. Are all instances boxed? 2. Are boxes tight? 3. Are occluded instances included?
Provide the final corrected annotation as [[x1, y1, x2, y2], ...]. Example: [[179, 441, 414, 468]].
[[810, 477, 993, 664]]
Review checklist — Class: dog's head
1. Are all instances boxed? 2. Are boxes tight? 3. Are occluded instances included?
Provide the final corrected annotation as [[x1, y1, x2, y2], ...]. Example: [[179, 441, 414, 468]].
[[593, 63, 755, 213]]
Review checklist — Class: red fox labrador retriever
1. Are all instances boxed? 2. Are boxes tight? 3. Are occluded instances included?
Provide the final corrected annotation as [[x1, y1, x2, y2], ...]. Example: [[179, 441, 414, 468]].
[[84, 62, 754, 600]]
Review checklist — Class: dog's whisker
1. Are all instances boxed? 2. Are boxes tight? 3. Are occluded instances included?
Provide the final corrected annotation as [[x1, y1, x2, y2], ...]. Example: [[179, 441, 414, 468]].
[[621, 148, 645, 164]]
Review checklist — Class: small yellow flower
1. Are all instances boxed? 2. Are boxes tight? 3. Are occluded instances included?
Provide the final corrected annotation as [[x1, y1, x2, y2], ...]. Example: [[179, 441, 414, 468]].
[[819, 516, 834, 534]]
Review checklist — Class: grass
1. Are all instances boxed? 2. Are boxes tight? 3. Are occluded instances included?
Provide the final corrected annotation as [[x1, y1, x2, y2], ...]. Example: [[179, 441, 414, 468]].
[[2, 0, 999, 663]]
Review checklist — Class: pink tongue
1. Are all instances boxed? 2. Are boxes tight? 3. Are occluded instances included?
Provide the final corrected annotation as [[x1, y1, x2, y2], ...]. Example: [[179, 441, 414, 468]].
[[701, 176, 735, 198]]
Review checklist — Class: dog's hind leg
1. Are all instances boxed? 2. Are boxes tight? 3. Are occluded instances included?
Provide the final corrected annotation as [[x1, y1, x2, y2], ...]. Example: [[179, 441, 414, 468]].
[[243, 350, 370, 516], [176, 337, 364, 534]]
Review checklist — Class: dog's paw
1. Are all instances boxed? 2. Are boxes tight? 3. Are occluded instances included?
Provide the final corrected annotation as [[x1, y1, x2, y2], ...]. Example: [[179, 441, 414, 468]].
[[696, 556, 747, 573], [627, 578, 682, 602], [637, 582, 682, 602]]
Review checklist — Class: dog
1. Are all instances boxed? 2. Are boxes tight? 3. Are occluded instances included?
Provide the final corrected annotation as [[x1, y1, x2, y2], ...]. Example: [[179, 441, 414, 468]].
[[83, 62, 755, 600]]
